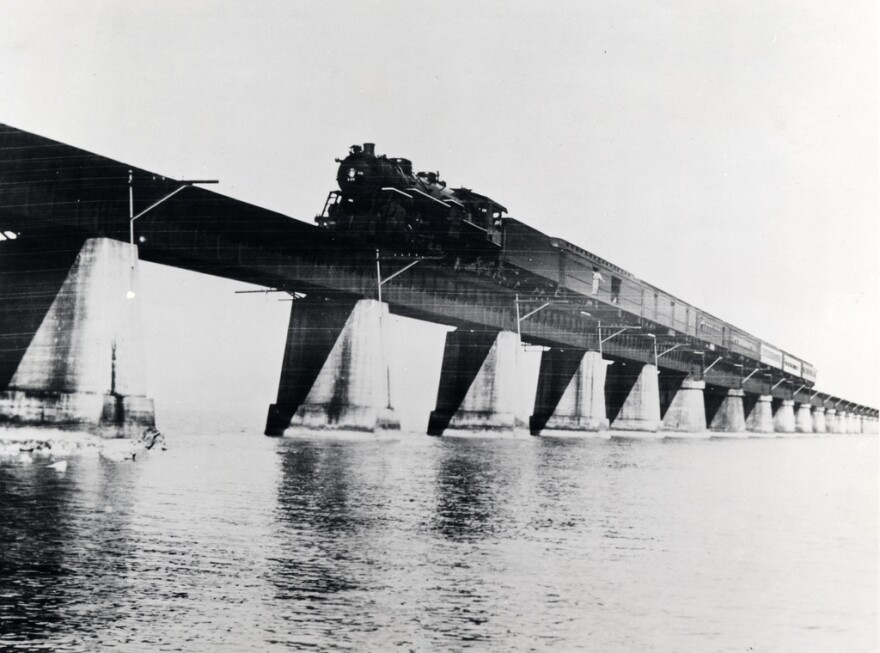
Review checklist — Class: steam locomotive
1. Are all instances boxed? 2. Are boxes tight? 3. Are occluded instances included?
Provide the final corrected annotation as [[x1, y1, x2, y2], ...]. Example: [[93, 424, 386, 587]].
[[316, 142, 506, 257], [315, 142, 816, 385]]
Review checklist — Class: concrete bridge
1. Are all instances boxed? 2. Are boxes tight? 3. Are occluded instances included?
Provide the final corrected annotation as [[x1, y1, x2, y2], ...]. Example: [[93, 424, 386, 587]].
[[1, 124, 876, 438]]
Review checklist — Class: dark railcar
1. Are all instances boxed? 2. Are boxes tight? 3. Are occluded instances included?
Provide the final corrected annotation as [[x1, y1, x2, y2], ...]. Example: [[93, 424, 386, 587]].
[[725, 325, 761, 359], [696, 312, 726, 349], [500, 218, 561, 284]]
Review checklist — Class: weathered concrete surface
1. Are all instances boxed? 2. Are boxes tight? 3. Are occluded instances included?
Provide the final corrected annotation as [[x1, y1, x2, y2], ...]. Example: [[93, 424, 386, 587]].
[[267, 298, 398, 436], [531, 350, 610, 437], [0, 238, 154, 438], [773, 399, 796, 434], [662, 378, 707, 436], [811, 406, 826, 433], [429, 330, 524, 437], [709, 388, 746, 434], [824, 408, 838, 434], [610, 364, 661, 434], [795, 403, 813, 433], [846, 412, 859, 434], [745, 394, 774, 435]]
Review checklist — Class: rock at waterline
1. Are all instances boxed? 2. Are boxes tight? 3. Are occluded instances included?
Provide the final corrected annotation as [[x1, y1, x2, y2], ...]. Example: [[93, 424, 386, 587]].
[[0, 427, 166, 463]]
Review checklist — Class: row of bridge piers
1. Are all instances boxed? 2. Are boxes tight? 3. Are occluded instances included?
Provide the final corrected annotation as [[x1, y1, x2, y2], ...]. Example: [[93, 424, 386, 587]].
[[266, 296, 877, 438], [1, 239, 876, 440]]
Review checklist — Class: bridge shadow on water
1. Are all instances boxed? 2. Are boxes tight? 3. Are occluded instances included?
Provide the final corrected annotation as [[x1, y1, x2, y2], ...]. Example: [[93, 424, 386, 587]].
[[0, 456, 139, 648], [270, 441, 364, 602], [429, 439, 517, 543]]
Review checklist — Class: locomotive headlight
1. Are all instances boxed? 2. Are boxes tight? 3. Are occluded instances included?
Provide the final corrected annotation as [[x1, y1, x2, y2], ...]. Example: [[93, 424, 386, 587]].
[[348, 167, 356, 180]]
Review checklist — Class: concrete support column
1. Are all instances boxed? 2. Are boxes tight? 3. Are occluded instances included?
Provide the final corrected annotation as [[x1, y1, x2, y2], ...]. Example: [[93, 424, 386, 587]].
[[266, 298, 398, 436], [709, 388, 746, 434], [530, 350, 610, 436], [839, 411, 850, 434], [795, 403, 813, 433], [773, 399, 796, 434], [661, 378, 707, 434], [428, 330, 521, 437], [0, 238, 154, 438], [746, 395, 775, 435], [610, 364, 661, 433], [811, 406, 826, 433], [824, 409, 836, 433], [745, 395, 774, 435]]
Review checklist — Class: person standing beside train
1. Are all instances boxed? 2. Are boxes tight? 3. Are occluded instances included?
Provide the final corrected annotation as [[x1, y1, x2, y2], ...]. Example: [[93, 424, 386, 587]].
[[592, 267, 604, 295]]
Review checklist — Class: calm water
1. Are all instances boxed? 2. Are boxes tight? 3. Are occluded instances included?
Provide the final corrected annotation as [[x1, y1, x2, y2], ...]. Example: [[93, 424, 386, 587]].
[[1, 424, 876, 652]]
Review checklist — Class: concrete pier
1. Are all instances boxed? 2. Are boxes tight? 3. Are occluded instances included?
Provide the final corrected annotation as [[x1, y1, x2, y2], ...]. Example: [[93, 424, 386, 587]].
[[709, 388, 746, 434], [530, 350, 610, 436], [609, 363, 661, 434], [661, 378, 707, 435], [825, 408, 837, 433], [745, 394, 774, 435], [428, 330, 522, 436], [773, 399, 796, 434], [795, 403, 813, 434], [846, 412, 858, 434], [0, 238, 154, 438], [266, 297, 398, 436], [811, 406, 826, 433]]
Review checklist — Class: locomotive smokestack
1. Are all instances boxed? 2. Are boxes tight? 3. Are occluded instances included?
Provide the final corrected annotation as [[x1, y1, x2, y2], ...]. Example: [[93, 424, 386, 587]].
[[363, 143, 375, 156]]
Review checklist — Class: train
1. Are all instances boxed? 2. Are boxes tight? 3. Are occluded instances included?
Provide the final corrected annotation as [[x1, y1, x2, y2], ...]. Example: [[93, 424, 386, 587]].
[[316, 142, 816, 386]]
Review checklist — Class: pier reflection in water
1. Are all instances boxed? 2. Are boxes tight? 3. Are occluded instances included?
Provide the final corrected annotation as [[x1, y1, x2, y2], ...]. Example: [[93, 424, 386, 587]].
[[1, 429, 876, 651]]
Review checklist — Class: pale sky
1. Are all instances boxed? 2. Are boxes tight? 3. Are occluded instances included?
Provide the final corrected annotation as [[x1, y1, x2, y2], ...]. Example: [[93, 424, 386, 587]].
[[1, 1, 877, 419]]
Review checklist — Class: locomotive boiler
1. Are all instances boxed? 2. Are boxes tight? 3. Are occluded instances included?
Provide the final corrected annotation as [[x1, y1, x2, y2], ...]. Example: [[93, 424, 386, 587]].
[[316, 143, 506, 257]]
